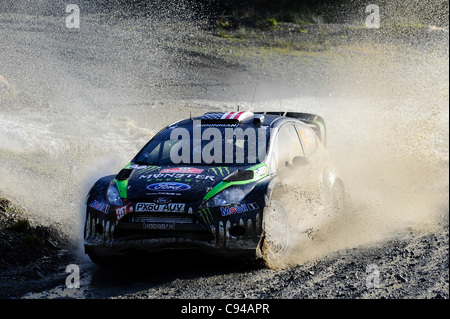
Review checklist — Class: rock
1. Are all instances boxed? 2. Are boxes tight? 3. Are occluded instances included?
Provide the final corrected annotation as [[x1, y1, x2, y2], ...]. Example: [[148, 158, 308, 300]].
[[395, 274, 408, 283]]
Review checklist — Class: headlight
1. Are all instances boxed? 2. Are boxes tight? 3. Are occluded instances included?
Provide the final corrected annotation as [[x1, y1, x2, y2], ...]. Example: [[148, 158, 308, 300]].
[[205, 187, 247, 207], [106, 182, 123, 206]]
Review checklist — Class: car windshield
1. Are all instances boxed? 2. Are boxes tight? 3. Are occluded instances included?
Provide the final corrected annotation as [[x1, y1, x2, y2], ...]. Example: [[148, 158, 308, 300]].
[[135, 124, 271, 166]]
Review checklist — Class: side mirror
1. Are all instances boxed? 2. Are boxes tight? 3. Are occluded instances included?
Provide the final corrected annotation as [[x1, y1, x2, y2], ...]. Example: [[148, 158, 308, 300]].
[[293, 156, 310, 167]]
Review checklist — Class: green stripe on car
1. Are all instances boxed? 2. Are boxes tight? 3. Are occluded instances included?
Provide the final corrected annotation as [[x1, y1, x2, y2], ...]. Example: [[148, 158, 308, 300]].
[[203, 163, 269, 201]]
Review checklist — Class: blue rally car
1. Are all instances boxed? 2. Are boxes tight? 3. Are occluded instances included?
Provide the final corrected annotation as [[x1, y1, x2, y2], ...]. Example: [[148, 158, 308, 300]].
[[84, 111, 345, 265]]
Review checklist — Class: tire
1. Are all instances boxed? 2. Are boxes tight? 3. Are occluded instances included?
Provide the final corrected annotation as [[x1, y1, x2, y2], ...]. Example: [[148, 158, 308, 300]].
[[85, 248, 123, 268], [86, 251, 111, 267], [261, 200, 289, 266]]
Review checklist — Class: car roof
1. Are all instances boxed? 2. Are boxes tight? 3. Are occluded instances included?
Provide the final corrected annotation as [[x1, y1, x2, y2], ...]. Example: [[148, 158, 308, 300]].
[[166, 111, 327, 146], [168, 111, 303, 129]]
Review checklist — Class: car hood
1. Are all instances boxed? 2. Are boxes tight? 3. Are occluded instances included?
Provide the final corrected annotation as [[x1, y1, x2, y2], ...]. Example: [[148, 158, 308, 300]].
[[124, 165, 241, 202]]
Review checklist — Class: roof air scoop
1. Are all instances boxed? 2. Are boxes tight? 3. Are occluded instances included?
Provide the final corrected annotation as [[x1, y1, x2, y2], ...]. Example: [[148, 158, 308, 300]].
[[223, 170, 254, 182], [253, 114, 264, 125], [116, 168, 133, 181]]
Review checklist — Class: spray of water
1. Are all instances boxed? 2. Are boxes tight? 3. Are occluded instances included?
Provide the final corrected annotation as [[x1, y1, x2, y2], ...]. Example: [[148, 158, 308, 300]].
[[0, 1, 208, 246], [252, 27, 449, 268]]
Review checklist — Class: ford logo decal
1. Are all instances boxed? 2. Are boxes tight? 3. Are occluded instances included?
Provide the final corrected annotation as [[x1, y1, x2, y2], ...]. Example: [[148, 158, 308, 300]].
[[146, 183, 191, 192], [154, 197, 172, 204]]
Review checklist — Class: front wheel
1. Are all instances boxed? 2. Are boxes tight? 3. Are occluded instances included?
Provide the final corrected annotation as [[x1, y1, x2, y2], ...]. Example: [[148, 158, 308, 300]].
[[261, 200, 289, 267]]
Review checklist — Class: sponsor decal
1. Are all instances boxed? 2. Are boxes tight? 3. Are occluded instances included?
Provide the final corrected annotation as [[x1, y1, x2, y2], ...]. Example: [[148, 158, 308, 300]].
[[135, 202, 185, 213], [220, 202, 259, 217], [154, 197, 172, 204], [139, 173, 215, 182], [210, 167, 230, 177], [201, 111, 253, 121], [253, 165, 268, 178], [89, 200, 110, 214], [196, 123, 239, 128], [129, 164, 147, 169], [116, 204, 133, 221], [135, 165, 161, 175], [146, 192, 181, 196], [160, 167, 204, 174], [198, 207, 213, 224], [143, 223, 175, 230], [146, 182, 191, 192]]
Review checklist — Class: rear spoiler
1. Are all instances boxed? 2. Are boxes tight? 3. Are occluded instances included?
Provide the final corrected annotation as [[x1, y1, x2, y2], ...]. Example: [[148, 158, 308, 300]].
[[255, 111, 327, 146]]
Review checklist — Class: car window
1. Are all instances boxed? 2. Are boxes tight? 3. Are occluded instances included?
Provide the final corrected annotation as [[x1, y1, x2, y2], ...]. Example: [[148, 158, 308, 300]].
[[296, 124, 317, 156], [134, 125, 270, 166], [138, 139, 181, 165], [275, 124, 305, 170]]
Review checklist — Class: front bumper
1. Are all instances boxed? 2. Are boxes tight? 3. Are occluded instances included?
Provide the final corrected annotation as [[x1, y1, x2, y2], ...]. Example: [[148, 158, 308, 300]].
[[84, 200, 265, 259]]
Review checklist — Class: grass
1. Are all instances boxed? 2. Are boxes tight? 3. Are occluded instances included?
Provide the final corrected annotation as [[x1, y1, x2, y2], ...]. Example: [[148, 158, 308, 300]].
[[217, 27, 250, 39], [214, 21, 331, 53], [0, 197, 10, 213], [1, 198, 30, 232], [216, 4, 316, 33], [268, 36, 329, 52], [1, 197, 26, 218], [212, 4, 335, 53], [1, 199, 40, 251], [1, 197, 46, 252], [8, 219, 30, 232]]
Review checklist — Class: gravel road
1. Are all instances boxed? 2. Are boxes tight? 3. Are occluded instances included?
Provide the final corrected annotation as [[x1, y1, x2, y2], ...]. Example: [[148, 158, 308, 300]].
[[0, 1, 448, 303]]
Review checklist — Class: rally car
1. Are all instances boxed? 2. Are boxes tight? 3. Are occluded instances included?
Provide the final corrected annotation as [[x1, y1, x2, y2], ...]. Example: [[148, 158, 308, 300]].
[[84, 111, 345, 265]]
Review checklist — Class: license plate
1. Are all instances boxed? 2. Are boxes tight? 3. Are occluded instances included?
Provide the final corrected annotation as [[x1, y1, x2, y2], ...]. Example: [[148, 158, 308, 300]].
[[135, 203, 185, 213], [142, 223, 175, 230]]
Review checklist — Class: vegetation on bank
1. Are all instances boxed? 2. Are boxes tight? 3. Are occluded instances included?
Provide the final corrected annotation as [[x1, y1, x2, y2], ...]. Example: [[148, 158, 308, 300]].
[[0, 197, 68, 269]]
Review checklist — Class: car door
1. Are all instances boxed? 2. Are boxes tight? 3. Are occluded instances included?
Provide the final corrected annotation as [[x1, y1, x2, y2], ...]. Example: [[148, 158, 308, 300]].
[[268, 122, 315, 218], [272, 122, 308, 178], [295, 122, 324, 185]]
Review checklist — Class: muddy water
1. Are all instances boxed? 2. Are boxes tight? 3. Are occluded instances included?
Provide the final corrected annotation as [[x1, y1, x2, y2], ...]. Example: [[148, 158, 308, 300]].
[[0, 11, 212, 241], [250, 41, 449, 266]]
